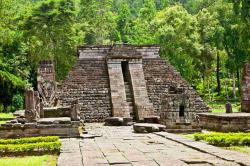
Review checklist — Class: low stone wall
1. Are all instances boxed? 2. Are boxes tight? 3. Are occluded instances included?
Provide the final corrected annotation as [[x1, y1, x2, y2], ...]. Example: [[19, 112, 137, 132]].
[[43, 107, 71, 118], [0, 118, 80, 138], [198, 113, 250, 132]]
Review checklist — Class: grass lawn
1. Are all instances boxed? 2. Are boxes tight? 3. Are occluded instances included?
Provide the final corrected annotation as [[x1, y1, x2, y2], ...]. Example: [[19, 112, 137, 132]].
[[0, 113, 14, 119], [0, 113, 14, 125], [224, 146, 250, 154], [0, 121, 6, 124], [0, 155, 58, 166], [208, 101, 240, 113]]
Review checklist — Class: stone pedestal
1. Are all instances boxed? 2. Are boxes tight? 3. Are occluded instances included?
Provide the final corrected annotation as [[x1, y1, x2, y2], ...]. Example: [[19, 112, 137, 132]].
[[71, 100, 80, 121], [25, 89, 37, 122], [225, 102, 232, 113]]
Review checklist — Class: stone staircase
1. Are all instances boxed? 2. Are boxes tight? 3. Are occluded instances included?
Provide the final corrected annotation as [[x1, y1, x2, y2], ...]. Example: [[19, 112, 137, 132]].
[[124, 81, 135, 120]]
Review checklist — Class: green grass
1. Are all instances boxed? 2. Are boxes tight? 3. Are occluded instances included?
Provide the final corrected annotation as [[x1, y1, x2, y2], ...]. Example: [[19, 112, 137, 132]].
[[224, 146, 250, 154], [208, 101, 240, 113], [0, 113, 14, 119], [0, 155, 57, 166], [0, 121, 6, 124]]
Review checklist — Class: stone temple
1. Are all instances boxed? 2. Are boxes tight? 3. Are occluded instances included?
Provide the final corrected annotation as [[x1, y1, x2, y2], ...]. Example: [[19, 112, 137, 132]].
[[58, 44, 209, 130]]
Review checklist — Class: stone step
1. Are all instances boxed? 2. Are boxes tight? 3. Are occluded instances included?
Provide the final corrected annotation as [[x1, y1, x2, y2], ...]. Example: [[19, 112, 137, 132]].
[[126, 93, 132, 96], [127, 102, 133, 106], [129, 107, 134, 111], [125, 86, 130, 90], [125, 89, 131, 93], [126, 98, 133, 102]]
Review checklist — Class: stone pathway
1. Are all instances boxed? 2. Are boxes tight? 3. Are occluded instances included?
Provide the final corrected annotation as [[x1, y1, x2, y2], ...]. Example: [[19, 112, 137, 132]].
[[57, 124, 250, 166]]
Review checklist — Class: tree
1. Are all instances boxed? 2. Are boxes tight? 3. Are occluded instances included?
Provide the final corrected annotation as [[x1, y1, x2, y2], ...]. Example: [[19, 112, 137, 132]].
[[233, 0, 250, 54], [0, 0, 31, 111], [152, 5, 200, 82], [196, 9, 222, 97], [128, 0, 157, 44], [24, 0, 83, 80], [78, 0, 117, 44], [116, 1, 132, 43]]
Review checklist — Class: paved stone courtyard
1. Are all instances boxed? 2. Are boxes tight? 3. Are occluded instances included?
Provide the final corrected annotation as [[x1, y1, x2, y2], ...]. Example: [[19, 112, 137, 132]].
[[57, 124, 250, 166]]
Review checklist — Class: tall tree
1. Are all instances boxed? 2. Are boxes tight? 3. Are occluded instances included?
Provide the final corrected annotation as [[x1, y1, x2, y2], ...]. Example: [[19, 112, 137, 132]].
[[152, 5, 200, 82], [78, 0, 117, 44], [24, 0, 83, 80]]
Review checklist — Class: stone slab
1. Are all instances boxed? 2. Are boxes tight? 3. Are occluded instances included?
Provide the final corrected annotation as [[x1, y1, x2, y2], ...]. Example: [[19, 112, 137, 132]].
[[133, 123, 166, 133], [37, 117, 71, 124]]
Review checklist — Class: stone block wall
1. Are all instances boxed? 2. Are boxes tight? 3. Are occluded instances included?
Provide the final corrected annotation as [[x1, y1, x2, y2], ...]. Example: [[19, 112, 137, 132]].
[[129, 59, 154, 120], [107, 59, 130, 118], [58, 59, 111, 122], [143, 58, 209, 127]]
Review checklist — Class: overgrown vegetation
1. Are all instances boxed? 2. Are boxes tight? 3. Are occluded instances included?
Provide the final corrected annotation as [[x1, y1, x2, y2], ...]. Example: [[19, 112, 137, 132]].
[[0, 136, 61, 155], [194, 132, 250, 147], [1, 0, 249, 111]]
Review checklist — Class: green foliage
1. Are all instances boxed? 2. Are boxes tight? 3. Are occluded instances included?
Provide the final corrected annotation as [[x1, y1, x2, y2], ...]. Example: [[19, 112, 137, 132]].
[[194, 132, 250, 147], [0, 141, 61, 153], [24, 0, 83, 80], [12, 94, 24, 110], [152, 5, 200, 82], [0, 136, 59, 145]]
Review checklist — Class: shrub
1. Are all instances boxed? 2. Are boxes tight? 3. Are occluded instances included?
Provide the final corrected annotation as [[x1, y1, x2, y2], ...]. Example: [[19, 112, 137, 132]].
[[0, 136, 59, 145], [194, 132, 250, 147], [12, 94, 24, 111], [0, 136, 61, 155], [0, 141, 61, 153]]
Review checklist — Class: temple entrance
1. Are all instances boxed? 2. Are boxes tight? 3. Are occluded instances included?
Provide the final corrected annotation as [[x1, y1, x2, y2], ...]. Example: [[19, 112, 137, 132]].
[[179, 105, 185, 117]]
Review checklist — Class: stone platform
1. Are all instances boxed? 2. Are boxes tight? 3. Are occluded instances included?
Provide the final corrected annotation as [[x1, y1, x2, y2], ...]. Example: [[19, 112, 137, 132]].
[[0, 117, 81, 138], [198, 113, 250, 132]]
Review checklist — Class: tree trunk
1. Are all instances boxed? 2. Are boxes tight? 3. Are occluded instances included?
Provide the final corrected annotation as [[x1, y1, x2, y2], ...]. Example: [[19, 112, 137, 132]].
[[232, 73, 237, 100], [216, 51, 221, 95], [236, 66, 240, 95]]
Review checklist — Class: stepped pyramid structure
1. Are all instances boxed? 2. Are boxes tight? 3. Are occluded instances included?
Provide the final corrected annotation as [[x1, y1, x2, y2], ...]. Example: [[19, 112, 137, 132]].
[[58, 44, 209, 128]]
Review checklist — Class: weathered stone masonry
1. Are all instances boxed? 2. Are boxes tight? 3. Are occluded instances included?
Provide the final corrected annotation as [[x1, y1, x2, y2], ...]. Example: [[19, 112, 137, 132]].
[[241, 62, 250, 113], [58, 44, 209, 125]]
